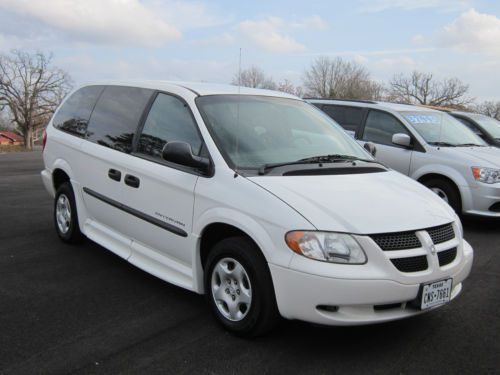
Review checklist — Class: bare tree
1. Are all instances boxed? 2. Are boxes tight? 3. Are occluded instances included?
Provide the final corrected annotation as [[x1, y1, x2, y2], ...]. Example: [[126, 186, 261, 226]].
[[0, 50, 72, 149], [232, 65, 276, 90], [302, 56, 383, 100], [474, 100, 500, 120], [276, 79, 303, 97], [388, 71, 472, 107]]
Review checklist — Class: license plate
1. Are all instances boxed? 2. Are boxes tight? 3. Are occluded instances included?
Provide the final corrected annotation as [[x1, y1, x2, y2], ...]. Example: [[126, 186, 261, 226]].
[[420, 279, 452, 309]]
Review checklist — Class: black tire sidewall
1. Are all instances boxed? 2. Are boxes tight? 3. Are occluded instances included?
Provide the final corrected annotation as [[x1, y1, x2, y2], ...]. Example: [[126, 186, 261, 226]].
[[54, 182, 82, 243], [425, 178, 461, 214], [204, 237, 278, 336]]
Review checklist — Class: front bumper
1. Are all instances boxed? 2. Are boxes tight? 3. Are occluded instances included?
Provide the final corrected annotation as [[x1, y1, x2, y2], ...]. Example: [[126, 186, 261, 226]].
[[269, 239, 473, 326], [463, 182, 500, 217]]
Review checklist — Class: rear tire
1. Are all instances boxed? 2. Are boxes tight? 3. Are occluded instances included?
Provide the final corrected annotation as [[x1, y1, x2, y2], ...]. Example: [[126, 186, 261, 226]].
[[54, 182, 84, 243], [423, 178, 461, 214], [204, 236, 280, 337]]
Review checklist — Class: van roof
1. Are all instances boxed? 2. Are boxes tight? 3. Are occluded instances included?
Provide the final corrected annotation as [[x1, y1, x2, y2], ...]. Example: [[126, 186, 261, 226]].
[[80, 80, 300, 99], [306, 99, 443, 113]]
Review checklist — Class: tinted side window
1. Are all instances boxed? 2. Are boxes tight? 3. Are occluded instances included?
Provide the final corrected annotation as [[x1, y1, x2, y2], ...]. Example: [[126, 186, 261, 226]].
[[363, 110, 409, 145], [53, 86, 104, 137], [322, 105, 364, 133], [456, 117, 482, 136], [87, 86, 153, 153], [137, 93, 202, 159]]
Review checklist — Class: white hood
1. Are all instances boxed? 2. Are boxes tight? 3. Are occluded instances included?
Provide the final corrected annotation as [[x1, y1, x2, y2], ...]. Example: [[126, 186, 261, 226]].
[[249, 170, 455, 234]]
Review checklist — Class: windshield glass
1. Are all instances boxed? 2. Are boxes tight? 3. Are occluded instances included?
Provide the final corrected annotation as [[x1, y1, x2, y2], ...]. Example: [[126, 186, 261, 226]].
[[468, 114, 500, 138], [196, 95, 370, 169], [400, 111, 486, 146]]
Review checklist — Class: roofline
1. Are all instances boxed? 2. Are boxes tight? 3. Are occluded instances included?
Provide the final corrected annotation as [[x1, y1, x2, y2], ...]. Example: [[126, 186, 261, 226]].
[[304, 98, 378, 104]]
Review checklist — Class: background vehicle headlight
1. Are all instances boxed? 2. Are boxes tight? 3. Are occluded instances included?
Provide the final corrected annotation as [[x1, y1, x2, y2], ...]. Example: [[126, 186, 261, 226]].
[[285, 231, 366, 264], [472, 167, 500, 184]]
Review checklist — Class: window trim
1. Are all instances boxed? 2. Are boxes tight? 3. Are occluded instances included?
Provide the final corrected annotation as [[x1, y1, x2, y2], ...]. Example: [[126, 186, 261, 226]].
[[360, 108, 425, 152], [132, 90, 214, 178]]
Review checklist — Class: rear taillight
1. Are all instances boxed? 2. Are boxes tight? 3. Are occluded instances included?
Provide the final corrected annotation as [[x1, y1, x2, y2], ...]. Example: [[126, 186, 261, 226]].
[[42, 130, 47, 151]]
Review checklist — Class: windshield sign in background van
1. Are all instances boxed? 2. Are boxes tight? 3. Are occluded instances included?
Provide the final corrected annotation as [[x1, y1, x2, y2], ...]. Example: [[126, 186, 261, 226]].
[[42, 82, 473, 336]]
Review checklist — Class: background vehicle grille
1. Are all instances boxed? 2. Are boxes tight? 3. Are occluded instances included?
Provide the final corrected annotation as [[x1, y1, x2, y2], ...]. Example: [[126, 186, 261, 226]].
[[438, 247, 457, 266], [427, 223, 455, 244], [370, 231, 421, 251], [390, 255, 428, 272]]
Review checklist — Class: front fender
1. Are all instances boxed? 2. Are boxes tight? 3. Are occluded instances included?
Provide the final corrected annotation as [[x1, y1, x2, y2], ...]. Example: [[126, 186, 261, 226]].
[[411, 164, 472, 211]]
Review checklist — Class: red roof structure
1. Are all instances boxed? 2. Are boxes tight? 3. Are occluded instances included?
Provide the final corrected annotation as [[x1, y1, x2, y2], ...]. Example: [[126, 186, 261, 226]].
[[0, 131, 24, 144]]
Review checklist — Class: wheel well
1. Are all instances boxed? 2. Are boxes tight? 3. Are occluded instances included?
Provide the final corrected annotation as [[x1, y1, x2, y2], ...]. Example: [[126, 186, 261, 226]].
[[417, 173, 457, 187], [200, 223, 261, 269], [417, 173, 462, 206], [53, 169, 70, 191]]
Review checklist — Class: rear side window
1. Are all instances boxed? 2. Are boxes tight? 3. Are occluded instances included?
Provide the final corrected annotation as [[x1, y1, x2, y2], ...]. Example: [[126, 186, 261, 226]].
[[322, 105, 364, 133], [137, 93, 202, 159], [362, 110, 409, 146], [86, 86, 153, 153], [52, 86, 104, 137], [456, 117, 482, 136]]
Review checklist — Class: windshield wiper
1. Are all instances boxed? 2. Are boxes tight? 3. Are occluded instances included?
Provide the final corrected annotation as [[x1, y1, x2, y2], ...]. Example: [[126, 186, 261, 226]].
[[428, 141, 456, 147], [455, 143, 484, 147], [258, 154, 376, 175]]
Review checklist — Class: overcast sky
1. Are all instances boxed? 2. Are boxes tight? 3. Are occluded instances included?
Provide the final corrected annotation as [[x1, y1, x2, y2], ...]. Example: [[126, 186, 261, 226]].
[[0, 0, 499, 100]]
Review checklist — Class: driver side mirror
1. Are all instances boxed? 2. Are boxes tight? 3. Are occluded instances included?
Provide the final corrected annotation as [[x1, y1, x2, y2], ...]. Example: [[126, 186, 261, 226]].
[[392, 133, 412, 148], [162, 141, 211, 173], [364, 142, 377, 157]]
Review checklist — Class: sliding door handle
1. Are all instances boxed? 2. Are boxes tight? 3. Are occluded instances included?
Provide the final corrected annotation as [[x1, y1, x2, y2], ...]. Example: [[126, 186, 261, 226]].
[[108, 169, 121, 182], [124, 174, 140, 188]]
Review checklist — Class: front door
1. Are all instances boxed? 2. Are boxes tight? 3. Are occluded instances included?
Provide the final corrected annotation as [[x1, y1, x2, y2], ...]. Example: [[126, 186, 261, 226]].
[[358, 109, 413, 175]]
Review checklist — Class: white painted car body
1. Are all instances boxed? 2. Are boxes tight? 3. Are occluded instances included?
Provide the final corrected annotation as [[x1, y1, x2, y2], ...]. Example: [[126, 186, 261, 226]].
[[42, 81, 473, 326], [307, 99, 500, 217]]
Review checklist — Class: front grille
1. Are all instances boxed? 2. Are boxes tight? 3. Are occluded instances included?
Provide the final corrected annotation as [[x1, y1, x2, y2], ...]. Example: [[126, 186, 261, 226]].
[[427, 223, 455, 244], [438, 248, 457, 266], [370, 231, 421, 251], [391, 255, 428, 272]]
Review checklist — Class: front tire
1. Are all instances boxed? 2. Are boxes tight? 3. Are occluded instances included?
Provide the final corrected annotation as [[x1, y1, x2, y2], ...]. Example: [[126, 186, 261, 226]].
[[54, 182, 84, 243], [423, 178, 461, 214], [204, 236, 279, 337]]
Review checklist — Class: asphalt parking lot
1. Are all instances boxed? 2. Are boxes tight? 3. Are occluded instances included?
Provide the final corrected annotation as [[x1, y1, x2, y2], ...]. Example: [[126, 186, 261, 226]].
[[0, 151, 499, 374]]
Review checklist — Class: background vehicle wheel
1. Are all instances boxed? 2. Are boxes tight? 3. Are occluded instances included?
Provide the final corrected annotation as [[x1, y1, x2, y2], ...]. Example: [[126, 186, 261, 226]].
[[423, 178, 461, 214], [204, 236, 279, 337], [54, 182, 84, 243]]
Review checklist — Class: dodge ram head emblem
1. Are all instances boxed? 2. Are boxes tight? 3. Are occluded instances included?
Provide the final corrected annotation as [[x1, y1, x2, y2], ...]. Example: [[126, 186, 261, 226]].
[[430, 244, 437, 255]]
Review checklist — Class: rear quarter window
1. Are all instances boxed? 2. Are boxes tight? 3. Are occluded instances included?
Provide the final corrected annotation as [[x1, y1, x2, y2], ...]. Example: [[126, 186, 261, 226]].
[[86, 86, 153, 153], [322, 105, 364, 133], [52, 86, 104, 137]]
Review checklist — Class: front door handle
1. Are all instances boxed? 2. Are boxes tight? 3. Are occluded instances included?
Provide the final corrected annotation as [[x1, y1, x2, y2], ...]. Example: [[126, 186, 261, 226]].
[[108, 169, 121, 182], [124, 174, 140, 188]]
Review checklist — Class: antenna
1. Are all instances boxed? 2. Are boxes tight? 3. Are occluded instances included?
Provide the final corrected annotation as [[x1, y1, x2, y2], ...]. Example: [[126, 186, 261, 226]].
[[238, 47, 242, 94]]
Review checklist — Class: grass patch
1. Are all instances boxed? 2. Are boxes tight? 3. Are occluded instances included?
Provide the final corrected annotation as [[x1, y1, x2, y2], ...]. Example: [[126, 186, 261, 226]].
[[0, 145, 29, 153]]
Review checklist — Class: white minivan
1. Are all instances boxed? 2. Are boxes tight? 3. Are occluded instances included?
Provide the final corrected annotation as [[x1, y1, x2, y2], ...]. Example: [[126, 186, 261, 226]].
[[42, 82, 473, 336]]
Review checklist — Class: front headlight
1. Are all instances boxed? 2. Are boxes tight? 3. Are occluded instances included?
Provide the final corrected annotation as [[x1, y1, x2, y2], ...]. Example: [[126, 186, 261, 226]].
[[472, 167, 500, 184], [285, 231, 367, 264]]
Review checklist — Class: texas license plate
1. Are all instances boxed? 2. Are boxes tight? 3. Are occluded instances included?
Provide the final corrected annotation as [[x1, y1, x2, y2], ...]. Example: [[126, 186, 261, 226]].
[[420, 279, 452, 309]]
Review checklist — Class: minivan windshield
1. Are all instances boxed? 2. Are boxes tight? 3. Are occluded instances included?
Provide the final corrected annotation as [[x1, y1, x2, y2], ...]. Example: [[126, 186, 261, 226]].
[[400, 111, 486, 147], [468, 114, 500, 139], [196, 95, 370, 169]]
